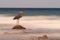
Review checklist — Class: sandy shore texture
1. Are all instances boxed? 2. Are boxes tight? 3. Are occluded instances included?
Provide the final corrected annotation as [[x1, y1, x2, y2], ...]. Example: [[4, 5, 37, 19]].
[[0, 16, 60, 40], [0, 16, 60, 29]]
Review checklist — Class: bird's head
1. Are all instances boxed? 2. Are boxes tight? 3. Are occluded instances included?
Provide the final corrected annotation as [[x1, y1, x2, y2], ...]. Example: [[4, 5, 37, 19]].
[[19, 11, 23, 13], [18, 11, 23, 16]]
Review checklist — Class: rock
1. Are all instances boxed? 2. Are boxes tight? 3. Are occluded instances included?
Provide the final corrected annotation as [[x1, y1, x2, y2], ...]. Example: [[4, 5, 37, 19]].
[[12, 25, 26, 30]]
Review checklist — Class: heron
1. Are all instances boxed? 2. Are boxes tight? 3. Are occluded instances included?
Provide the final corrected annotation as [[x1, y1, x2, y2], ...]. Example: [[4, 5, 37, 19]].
[[13, 11, 23, 25]]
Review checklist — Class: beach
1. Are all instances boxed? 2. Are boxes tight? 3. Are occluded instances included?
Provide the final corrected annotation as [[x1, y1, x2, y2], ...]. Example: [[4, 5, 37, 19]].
[[0, 8, 60, 40], [0, 15, 60, 40], [0, 15, 60, 29]]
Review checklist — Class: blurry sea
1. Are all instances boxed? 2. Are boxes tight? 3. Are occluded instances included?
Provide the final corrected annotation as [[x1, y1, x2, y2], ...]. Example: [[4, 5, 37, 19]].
[[0, 8, 60, 16], [0, 8, 60, 40]]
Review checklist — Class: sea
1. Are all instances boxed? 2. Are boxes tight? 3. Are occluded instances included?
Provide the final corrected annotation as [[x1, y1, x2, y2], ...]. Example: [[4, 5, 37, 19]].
[[0, 8, 60, 40], [0, 8, 60, 16]]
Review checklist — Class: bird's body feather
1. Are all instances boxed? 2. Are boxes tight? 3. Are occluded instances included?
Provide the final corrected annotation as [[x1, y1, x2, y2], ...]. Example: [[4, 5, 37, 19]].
[[13, 15, 22, 20]]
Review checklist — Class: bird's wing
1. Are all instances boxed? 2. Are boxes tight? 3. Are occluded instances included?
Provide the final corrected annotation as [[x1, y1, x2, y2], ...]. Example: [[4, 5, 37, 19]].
[[13, 16, 19, 20]]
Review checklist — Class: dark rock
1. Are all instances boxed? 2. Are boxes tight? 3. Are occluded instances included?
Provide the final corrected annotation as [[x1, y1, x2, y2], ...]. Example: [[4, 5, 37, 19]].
[[12, 25, 26, 30]]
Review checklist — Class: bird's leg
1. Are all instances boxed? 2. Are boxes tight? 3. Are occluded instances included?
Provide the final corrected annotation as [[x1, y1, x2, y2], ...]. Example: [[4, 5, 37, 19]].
[[17, 19, 19, 25]]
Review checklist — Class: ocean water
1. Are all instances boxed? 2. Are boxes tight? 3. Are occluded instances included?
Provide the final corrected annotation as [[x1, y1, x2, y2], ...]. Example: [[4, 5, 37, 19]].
[[0, 8, 60, 16]]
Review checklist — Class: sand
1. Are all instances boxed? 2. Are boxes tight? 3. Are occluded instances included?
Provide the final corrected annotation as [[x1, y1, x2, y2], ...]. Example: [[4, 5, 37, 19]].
[[0, 15, 60, 29], [0, 15, 60, 40]]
